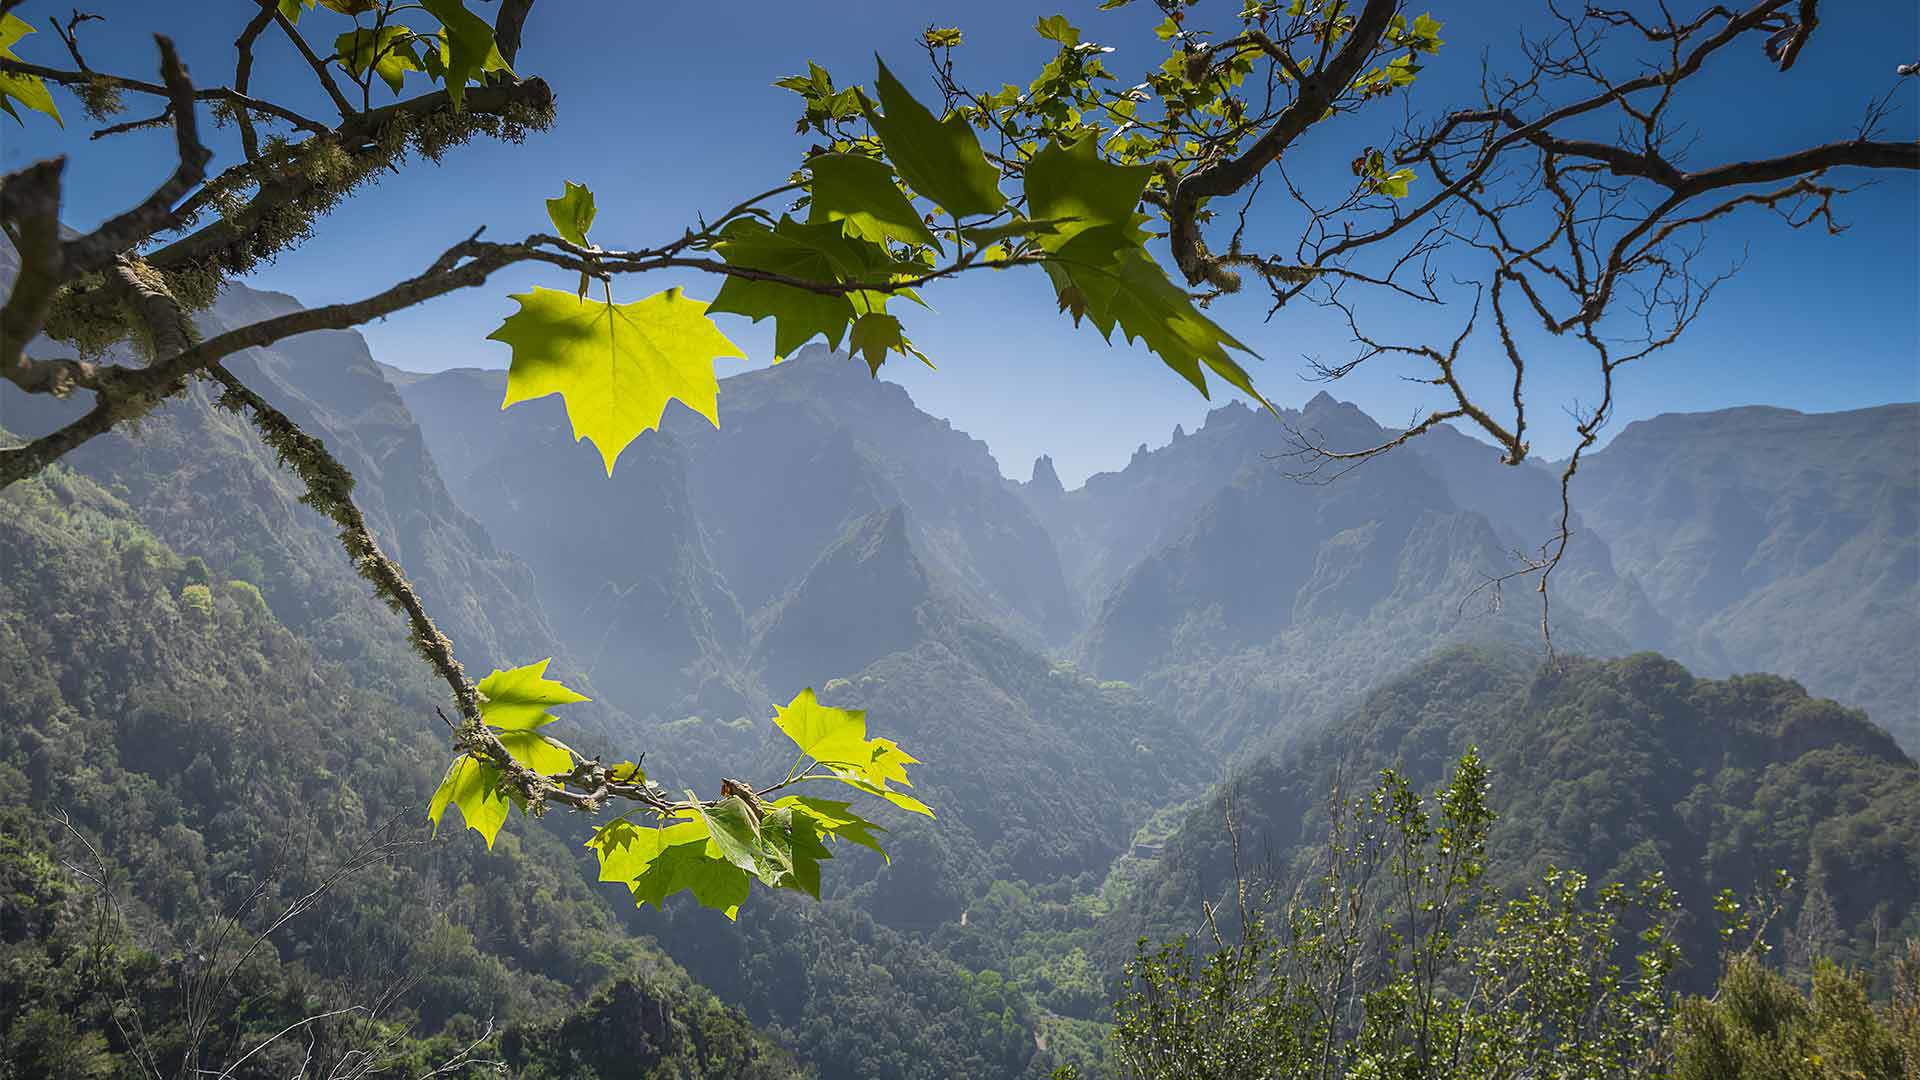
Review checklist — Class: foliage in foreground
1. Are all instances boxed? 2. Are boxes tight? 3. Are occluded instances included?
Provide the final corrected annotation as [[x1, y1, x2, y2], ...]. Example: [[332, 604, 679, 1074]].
[[1102, 754, 1920, 1080]]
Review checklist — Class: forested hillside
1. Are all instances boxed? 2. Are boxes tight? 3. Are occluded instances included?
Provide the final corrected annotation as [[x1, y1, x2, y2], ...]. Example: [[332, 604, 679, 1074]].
[[0, 461, 800, 1078], [9, 270, 1913, 1076], [1118, 648, 1920, 992]]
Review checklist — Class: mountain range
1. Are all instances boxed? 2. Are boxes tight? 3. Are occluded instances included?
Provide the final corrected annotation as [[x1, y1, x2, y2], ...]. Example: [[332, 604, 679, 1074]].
[[4, 252, 1916, 1078]]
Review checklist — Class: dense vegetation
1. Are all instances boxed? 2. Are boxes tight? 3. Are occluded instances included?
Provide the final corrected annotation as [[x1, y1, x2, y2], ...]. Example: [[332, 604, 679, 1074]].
[[0, 0, 1914, 1075], [1122, 648, 1920, 991], [1105, 754, 1920, 1080], [0, 464, 801, 1078]]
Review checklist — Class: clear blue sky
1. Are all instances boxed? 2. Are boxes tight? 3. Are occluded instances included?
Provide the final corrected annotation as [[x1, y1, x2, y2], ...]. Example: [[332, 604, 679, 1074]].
[[5, 0, 1915, 485]]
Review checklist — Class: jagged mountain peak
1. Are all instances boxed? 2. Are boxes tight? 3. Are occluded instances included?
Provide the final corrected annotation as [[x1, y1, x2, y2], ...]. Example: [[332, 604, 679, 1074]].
[[1028, 453, 1065, 496]]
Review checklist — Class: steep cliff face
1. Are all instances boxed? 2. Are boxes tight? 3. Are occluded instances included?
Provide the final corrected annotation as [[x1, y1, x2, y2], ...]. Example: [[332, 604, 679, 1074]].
[[670, 344, 1077, 645], [1063, 396, 1631, 752]]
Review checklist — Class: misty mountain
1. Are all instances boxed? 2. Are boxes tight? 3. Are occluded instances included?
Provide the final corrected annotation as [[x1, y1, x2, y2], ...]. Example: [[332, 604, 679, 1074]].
[[378, 364, 755, 722], [1033, 393, 1635, 751], [1575, 404, 1920, 751]]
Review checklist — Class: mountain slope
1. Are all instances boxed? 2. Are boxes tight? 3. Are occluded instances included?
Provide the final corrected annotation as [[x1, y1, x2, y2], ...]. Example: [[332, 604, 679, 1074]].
[[671, 346, 1076, 645], [1574, 404, 1920, 750], [753, 506, 929, 698], [379, 370, 755, 722], [0, 462, 801, 1077], [1116, 647, 1920, 988], [0, 268, 560, 687], [395, 345, 1077, 655], [1067, 395, 1632, 751]]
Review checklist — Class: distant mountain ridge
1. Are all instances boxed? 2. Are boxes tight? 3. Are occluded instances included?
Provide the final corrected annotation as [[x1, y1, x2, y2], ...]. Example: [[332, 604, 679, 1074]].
[[1011, 393, 1915, 753], [1573, 403, 1920, 749]]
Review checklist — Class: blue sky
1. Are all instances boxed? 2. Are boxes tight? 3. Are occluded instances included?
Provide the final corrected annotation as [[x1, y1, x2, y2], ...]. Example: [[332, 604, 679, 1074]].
[[4, 0, 1915, 486]]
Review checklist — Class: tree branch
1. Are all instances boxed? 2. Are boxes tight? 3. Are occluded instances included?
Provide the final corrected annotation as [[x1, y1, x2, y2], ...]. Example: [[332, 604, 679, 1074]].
[[62, 36, 211, 275]]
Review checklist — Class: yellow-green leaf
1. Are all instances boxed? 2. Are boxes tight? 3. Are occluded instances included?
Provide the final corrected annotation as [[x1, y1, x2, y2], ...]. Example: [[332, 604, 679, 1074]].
[[590, 818, 752, 919], [428, 755, 509, 848], [490, 287, 745, 475], [773, 689, 929, 815], [475, 657, 589, 730], [334, 26, 421, 95], [0, 15, 61, 127], [496, 730, 573, 775]]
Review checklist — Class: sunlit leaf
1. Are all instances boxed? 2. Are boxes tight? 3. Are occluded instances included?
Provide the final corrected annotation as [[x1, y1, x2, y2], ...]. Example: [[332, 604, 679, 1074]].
[[544, 180, 597, 248], [490, 287, 745, 474], [334, 26, 422, 95], [428, 755, 509, 848], [475, 657, 590, 730], [0, 15, 61, 127]]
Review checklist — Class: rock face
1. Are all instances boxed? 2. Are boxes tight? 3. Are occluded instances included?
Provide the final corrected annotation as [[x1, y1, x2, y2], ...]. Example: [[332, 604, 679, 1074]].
[[1028, 454, 1065, 496], [397, 344, 1078, 665]]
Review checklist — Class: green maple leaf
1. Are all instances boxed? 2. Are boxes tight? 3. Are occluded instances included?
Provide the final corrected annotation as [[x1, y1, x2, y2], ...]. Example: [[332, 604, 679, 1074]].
[[959, 218, 1068, 248], [419, 0, 510, 109], [846, 312, 934, 376], [1022, 141, 1267, 404], [334, 26, 422, 95], [1034, 15, 1082, 46], [476, 657, 590, 728], [1051, 227, 1267, 403], [775, 795, 891, 862], [0, 15, 61, 127], [808, 153, 940, 251], [862, 59, 1005, 218], [1024, 137, 1152, 246], [630, 841, 752, 918], [761, 806, 834, 898], [428, 755, 510, 848], [707, 216, 907, 358], [544, 180, 597, 248], [591, 817, 752, 919], [826, 770, 936, 817], [774, 689, 933, 816], [692, 796, 767, 878], [490, 286, 745, 474], [591, 818, 706, 883]]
